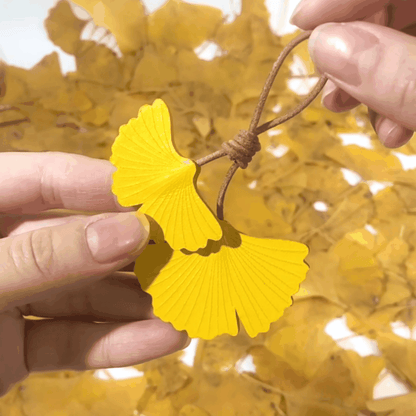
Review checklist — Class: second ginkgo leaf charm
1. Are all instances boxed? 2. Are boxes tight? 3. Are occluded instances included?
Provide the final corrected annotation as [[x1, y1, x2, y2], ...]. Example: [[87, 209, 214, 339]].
[[134, 220, 309, 340], [110, 99, 222, 251]]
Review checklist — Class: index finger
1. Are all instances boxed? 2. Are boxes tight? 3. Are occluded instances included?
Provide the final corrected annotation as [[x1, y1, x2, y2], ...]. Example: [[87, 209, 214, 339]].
[[291, 0, 389, 30], [0, 151, 131, 214]]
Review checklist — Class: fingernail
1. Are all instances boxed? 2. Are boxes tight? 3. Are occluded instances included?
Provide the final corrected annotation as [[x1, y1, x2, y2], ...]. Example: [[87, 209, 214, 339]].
[[384, 125, 403, 147], [309, 23, 382, 86], [378, 118, 414, 148], [86, 212, 150, 263], [290, 0, 307, 25]]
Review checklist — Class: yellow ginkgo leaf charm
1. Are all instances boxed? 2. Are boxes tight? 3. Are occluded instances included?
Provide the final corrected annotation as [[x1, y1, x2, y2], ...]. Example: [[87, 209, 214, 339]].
[[134, 221, 309, 340], [110, 99, 222, 251]]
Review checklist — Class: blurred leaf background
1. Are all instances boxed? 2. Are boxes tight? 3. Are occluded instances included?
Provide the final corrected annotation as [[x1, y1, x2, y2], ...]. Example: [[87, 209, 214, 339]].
[[1, 0, 416, 414]]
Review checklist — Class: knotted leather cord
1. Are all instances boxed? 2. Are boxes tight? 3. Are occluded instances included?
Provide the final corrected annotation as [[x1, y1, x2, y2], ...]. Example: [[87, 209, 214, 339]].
[[221, 130, 261, 169], [195, 30, 329, 220]]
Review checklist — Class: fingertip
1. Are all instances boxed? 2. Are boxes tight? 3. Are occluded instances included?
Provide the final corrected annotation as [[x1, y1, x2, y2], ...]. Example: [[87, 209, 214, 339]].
[[321, 79, 338, 105], [85, 212, 149, 264], [127, 212, 150, 258], [321, 83, 361, 112], [134, 212, 150, 236], [289, 1, 304, 27], [374, 115, 414, 148], [289, 0, 315, 30], [182, 334, 192, 349], [382, 125, 414, 148]]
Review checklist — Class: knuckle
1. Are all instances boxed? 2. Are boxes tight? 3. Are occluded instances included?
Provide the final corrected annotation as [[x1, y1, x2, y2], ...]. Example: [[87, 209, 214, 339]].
[[28, 228, 56, 281], [396, 76, 416, 117], [100, 332, 115, 368]]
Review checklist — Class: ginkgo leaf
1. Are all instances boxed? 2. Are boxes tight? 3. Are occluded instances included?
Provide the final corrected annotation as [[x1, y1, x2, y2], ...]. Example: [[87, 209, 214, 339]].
[[76, 41, 124, 88], [134, 220, 309, 339], [71, 0, 146, 54], [44, 0, 87, 55], [110, 98, 222, 251], [148, 0, 222, 51]]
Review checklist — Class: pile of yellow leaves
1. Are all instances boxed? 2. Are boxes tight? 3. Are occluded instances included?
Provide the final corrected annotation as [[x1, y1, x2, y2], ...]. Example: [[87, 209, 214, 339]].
[[1, 0, 416, 415]]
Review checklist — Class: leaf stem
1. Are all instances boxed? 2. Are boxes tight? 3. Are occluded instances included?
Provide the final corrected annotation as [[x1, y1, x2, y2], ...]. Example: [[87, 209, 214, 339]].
[[0, 117, 30, 128]]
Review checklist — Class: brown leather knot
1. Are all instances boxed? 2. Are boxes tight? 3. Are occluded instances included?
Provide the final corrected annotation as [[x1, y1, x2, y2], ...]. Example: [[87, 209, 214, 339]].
[[221, 130, 261, 169]]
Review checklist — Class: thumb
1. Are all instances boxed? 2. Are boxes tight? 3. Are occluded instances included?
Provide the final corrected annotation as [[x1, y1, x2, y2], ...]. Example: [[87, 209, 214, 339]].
[[308, 21, 416, 133], [0, 212, 149, 311]]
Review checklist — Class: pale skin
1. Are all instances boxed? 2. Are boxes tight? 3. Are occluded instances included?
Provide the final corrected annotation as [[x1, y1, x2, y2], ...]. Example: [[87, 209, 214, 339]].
[[0, 152, 189, 398], [291, 0, 416, 147]]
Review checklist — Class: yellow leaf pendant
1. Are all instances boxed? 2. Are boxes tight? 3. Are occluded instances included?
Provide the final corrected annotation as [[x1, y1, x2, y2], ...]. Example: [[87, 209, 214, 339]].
[[111, 99, 310, 339], [110, 99, 222, 251], [134, 220, 309, 340]]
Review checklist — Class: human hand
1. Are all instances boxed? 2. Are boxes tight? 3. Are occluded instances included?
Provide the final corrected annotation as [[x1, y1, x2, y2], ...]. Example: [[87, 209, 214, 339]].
[[290, 0, 416, 148], [0, 151, 190, 397]]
